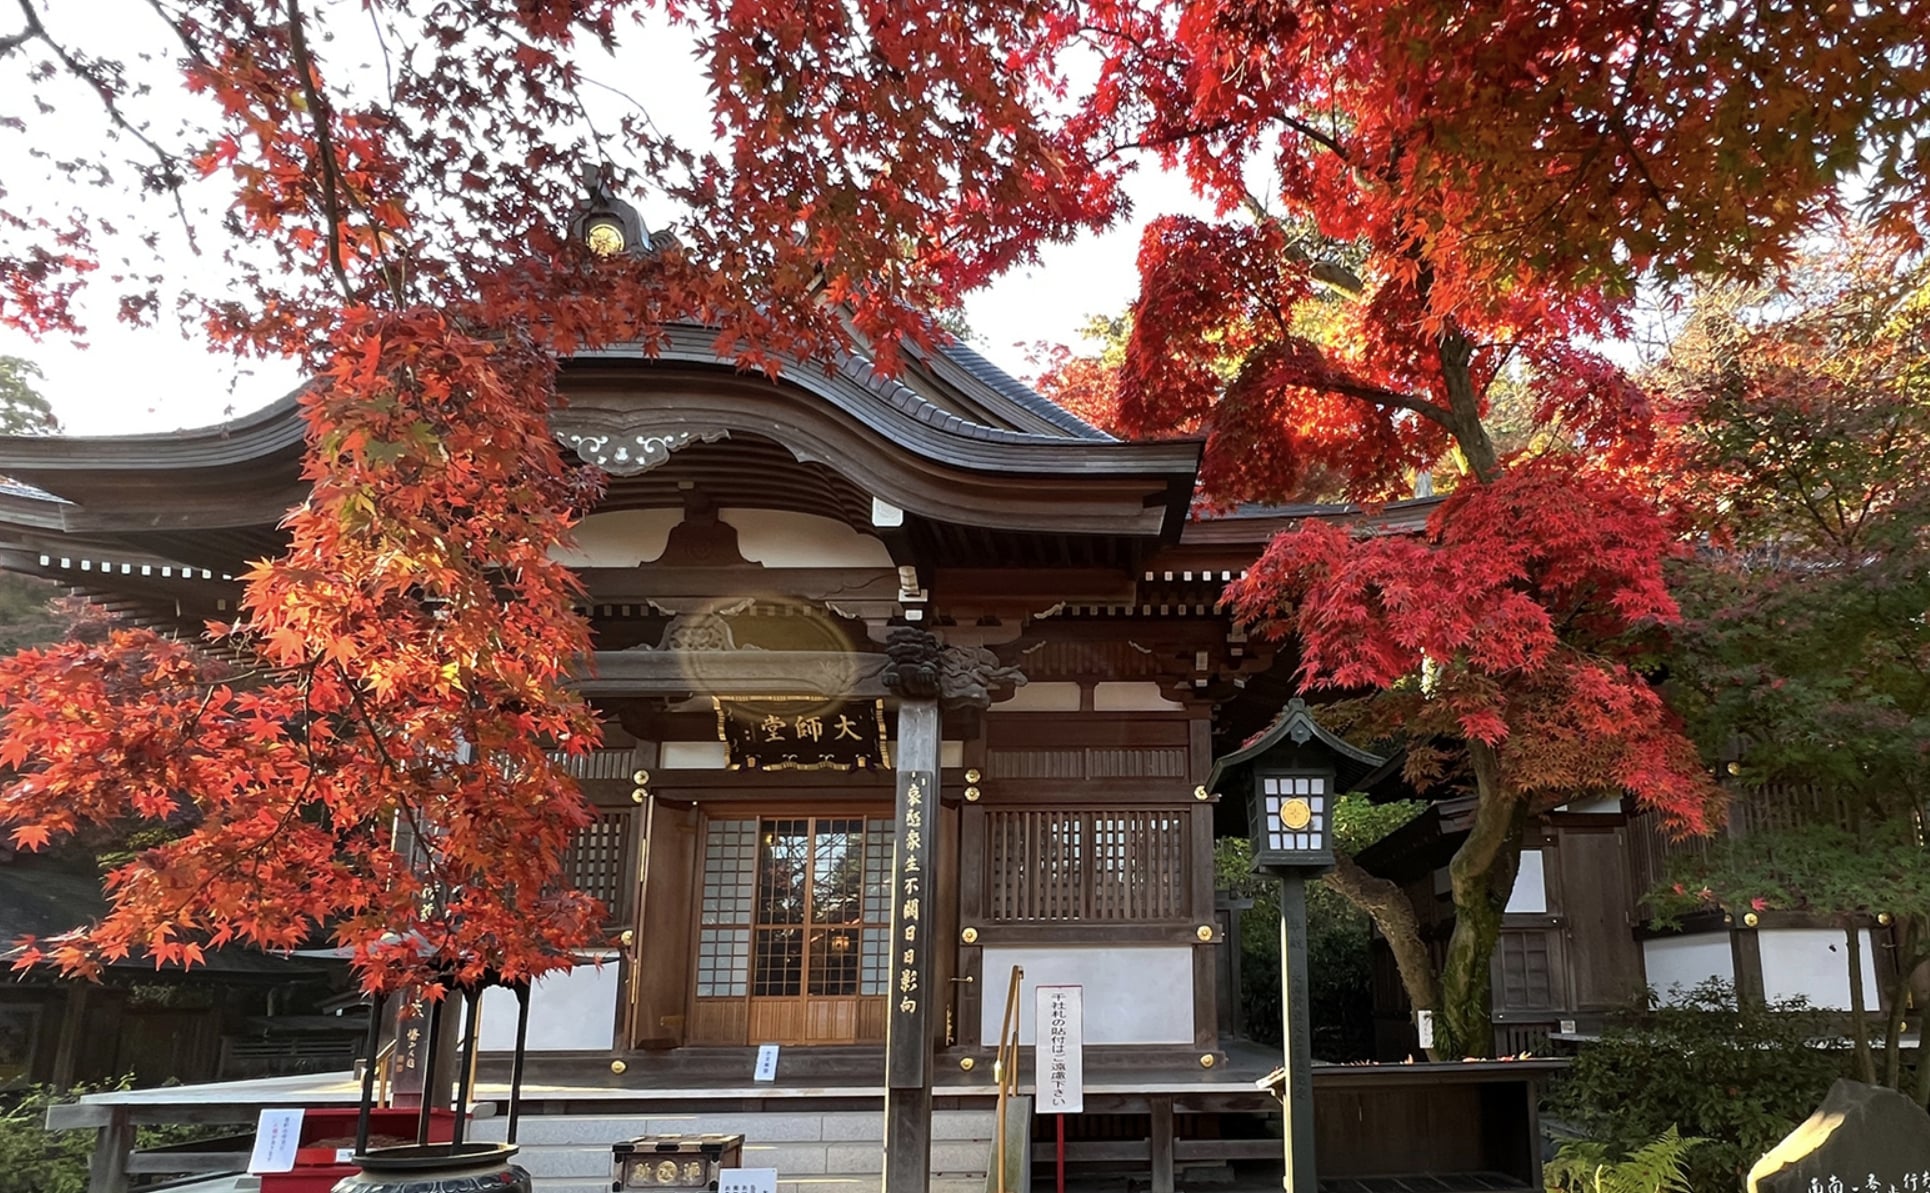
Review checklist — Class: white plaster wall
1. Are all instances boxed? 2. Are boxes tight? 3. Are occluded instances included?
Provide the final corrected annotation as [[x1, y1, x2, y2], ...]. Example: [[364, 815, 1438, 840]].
[[718, 509, 894, 568], [1505, 850, 1547, 914], [661, 740, 730, 769], [1557, 796, 1624, 814], [978, 946, 1194, 1045], [1759, 928, 1882, 1011], [1092, 682, 1183, 712], [1642, 934, 1734, 1001], [550, 507, 893, 570], [476, 954, 621, 1052], [552, 509, 682, 568], [992, 682, 1082, 712]]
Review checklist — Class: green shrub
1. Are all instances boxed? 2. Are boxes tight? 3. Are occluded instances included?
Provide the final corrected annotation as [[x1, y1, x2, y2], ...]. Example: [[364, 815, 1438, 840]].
[[1548, 980, 1849, 1193], [0, 1087, 94, 1193], [1547, 1127, 1704, 1193], [0, 1081, 234, 1193]]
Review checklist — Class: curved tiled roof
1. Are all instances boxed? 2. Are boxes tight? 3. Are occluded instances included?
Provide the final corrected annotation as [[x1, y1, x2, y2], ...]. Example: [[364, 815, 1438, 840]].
[[928, 339, 1114, 441]]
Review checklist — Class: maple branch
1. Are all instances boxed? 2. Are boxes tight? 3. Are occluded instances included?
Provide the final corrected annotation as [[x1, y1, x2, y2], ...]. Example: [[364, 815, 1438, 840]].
[[9, 0, 198, 251], [1314, 374, 1457, 430], [1324, 849, 1442, 1058], [1276, 113, 1350, 163], [286, 0, 352, 299], [1240, 193, 1368, 297]]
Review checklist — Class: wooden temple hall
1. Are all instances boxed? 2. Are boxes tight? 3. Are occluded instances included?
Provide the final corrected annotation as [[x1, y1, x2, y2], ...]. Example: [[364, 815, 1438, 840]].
[[0, 334, 1555, 1192]]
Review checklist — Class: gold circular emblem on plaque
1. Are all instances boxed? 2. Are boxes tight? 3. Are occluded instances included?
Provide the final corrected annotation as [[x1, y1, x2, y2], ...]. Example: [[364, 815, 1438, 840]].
[[653, 1159, 679, 1183], [1281, 798, 1313, 831], [961, 927, 979, 944], [585, 221, 627, 257]]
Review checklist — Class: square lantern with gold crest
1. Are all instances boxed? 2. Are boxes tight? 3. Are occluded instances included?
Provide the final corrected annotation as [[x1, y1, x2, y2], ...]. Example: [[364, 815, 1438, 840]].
[[1208, 698, 1402, 877], [1252, 770, 1332, 870]]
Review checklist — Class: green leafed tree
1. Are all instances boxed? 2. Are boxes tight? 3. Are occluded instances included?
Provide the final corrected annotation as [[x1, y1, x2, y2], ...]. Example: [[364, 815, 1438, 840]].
[[1648, 232, 1930, 1104], [0, 357, 58, 436]]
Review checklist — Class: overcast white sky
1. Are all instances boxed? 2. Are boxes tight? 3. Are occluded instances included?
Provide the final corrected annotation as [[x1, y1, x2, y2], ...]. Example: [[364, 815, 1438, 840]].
[[0, 3, 1217, 437]]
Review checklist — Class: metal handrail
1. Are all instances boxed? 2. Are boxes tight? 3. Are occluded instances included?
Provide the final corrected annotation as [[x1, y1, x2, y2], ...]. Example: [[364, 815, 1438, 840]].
[[373, 1037, 397, 1108], [992, 964, 1024, 1193]]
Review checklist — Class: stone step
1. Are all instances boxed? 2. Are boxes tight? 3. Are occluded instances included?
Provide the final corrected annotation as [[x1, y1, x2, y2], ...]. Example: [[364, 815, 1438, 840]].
[[512, 1138, 990, 1179], [475, 1108, 995, 1146], [530, 1179, 986, 1193]]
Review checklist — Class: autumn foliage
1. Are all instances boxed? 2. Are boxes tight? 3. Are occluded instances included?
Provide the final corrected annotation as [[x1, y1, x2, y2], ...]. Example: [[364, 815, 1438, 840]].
[[2, 0, 1927, 1031]]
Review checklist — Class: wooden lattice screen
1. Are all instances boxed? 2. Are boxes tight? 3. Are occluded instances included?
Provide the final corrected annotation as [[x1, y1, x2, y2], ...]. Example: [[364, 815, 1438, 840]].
[[562, 807, 637, 925], [986, 809, 1188, 922]]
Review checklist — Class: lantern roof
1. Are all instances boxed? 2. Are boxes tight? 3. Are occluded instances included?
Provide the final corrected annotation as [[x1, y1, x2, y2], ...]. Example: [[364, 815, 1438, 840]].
[[1207, 698, 1401, 795]]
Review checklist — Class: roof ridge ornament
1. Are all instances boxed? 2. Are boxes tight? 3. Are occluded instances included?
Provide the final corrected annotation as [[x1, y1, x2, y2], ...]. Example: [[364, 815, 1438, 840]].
[[570, 162, 650, 259]]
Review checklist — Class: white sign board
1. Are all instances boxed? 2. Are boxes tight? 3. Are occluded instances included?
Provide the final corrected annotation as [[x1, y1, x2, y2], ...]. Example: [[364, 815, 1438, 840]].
[[719, 1168, 779, 1193], [246, 1108, 304, 1174], [753, 1042, 780, 1082], [1415, 1010, 1435, 1051], [1034, 984, 1084, 1114]]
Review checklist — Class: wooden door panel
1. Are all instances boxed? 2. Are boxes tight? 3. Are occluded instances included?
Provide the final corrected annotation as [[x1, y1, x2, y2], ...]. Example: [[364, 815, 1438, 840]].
[[689, 999, 747, 1045], [1559, 828, 1645, 1009]]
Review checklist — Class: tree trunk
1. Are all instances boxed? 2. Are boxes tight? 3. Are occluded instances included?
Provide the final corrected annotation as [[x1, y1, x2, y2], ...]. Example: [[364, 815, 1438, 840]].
[[1438, 331, 1500, 484], [1882, 921, 1916, 1090], [1438, 739, 1527, 1058], [1846, 919, 1876, 1085], [1325, 849, 1444, 1060]]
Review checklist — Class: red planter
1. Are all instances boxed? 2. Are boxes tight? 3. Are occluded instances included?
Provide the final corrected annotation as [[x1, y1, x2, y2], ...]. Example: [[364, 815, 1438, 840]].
[[259, 1108, 455, 1193]]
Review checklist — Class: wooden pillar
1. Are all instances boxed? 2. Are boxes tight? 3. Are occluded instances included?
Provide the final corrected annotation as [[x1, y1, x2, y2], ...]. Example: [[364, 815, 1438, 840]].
[[1279, 874, 1317, 1193], [1150, 1097, 1177, 1193], [51, 985, 90, 1089], [884, 696, 940, 1193], [86, 1106, 132, 1193]]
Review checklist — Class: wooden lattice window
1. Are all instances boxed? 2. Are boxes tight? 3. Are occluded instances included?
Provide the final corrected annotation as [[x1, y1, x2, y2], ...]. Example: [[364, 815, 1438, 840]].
[[987, 809, 1188, 922], [561, 808, 636, 924], [549, 748, 639, 782], [1497, 929, 1558, 1010]]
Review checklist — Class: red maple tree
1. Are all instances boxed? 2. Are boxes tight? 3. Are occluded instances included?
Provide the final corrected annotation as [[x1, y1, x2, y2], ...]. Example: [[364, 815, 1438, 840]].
[[0, 0, 1106, 993], [1022, 2, 1927, 1053]]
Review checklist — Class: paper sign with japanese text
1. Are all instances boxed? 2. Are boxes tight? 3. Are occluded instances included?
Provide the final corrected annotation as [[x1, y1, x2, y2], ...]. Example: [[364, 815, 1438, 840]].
[[247, 1108, 304, 1173], [1035, 984, 1084, 1114]]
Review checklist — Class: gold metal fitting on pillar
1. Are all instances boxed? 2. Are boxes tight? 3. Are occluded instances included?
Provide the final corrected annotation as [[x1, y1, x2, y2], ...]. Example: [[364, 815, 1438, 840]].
[[964, 768, 982, 784], [630, 787, 647, 804], [610, 1060, 627, 1075], [960, 1056, 975, 1071], [1194, 785, 1211, 801], [964, 786, 982, 802], [961, 927, 979, 944], [1199, 1054, 1216, 1069], [620, 929, 635, 946], [1196, 925, 1215, 942], [632, 769, 650, 785]]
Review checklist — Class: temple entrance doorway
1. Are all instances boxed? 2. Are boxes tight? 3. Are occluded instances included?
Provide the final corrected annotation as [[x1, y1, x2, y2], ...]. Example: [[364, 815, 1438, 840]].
[[688, 812, 893, 1045]]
